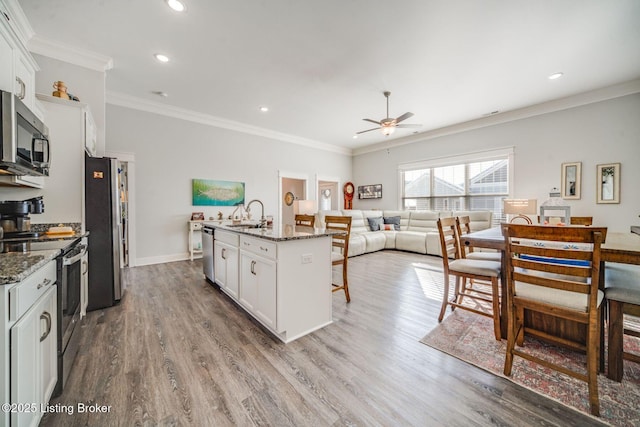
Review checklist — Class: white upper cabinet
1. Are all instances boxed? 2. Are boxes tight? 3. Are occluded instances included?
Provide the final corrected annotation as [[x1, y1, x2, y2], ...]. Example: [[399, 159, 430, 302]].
[[0, 2, 39, 114]]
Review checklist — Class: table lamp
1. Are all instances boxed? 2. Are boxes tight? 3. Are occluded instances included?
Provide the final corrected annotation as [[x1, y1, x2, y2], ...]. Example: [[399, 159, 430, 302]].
[[503, 199, 537, 224]]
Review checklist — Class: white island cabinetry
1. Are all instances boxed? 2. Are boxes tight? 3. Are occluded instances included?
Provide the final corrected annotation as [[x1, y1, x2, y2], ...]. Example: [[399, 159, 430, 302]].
[[213, 230, 239, 299], [209, 224, 334, 343]]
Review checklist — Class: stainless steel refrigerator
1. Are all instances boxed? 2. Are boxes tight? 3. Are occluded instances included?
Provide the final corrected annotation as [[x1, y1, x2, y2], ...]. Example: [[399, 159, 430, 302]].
[[85, 154, 123, 311]]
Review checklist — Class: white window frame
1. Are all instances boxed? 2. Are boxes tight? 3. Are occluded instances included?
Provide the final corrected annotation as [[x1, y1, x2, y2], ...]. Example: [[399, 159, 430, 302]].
[[397, 147, 515, 221]]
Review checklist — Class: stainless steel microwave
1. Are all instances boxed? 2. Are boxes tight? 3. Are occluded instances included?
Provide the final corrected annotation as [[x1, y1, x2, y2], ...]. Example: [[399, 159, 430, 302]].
[[0, 89, 50, 176]]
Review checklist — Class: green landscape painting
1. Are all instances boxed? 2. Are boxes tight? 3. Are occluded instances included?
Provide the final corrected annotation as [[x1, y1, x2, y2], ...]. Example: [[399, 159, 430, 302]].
[[192, 179, 245, 206]]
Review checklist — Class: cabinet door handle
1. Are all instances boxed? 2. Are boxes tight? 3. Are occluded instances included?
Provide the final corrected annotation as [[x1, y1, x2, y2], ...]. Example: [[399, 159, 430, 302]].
[[82, 260, 88, 274], [250, 260, 256, 275], [16, 76, 26, 99], [221, 248, 226, 260], [40, 311, 52, 342], [37, 278, 52, 289]]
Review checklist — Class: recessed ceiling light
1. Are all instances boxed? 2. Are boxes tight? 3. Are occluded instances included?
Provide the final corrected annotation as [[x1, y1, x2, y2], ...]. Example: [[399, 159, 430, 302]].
[[152, 91, 168, 97], [548, 72, 564, 80], [352, 135, 358, 139], [154, 53, 170, 63], [166, 0, 186, 12], [259, 106, 269, 112]]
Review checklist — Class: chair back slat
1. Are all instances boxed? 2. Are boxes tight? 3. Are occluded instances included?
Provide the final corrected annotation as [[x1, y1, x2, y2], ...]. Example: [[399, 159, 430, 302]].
[[512, 271, 591, 294], [295, 214, 315, 227], [513, 244, 594, 261], [511, 258, 593, 278]]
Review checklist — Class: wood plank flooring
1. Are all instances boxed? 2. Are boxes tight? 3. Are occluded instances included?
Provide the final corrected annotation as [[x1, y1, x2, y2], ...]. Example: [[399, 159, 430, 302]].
[[41, 250, 607, 426]]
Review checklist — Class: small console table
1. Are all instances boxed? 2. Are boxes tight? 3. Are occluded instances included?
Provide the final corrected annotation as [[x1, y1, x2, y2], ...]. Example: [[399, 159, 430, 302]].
[[188, 220, 204, 261]]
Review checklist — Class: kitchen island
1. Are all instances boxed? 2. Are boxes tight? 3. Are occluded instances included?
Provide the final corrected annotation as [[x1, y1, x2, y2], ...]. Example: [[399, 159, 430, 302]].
[[205, 222, 337, 343]]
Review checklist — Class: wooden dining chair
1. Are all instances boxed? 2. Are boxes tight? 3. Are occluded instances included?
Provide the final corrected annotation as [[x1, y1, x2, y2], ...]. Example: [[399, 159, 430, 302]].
[[604, 263, 640, 382], [570, 216, 593, 226], [501, 224, 607, 416], [437, 217, 502, 340], [456, 216, 501, 262], [295, 214, 315, 227], [324, 215, 352, 302]]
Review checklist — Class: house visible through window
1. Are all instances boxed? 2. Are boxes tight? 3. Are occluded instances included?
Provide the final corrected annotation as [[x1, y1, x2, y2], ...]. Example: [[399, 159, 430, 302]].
[[400, 149, 512, 225]]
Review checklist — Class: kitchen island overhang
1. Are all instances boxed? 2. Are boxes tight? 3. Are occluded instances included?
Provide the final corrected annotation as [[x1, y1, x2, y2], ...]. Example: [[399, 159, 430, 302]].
[[205, 222, 343, 343]]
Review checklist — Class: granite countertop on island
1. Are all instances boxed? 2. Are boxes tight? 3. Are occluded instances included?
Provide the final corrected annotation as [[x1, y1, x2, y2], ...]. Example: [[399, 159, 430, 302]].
[[203, 222, 343, 241], [0, 249, 60, 285]]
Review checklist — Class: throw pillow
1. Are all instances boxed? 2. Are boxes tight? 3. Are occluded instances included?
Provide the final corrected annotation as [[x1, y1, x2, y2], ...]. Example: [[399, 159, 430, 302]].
[[367, 216, 384, 231], [383, 216, 401, 231], [381, 224, 395, 231]]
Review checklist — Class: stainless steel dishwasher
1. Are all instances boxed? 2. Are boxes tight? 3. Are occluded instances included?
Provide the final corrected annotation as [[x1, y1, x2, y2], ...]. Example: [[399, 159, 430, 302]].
[[202, 226, 214, 283]]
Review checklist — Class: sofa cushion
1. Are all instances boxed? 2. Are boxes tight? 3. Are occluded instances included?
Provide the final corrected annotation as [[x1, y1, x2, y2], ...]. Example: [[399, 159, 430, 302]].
[[367, 216, 384, 231], [344, 210, 368, 234], [407, 211, 439, 232], [347, 234, 366, 257], [453, 210, 493, 231], [426, 231, 444, 257], [383, 216, 401, 230], [396, 231, 427, 254], [363, 232, 386, 253]]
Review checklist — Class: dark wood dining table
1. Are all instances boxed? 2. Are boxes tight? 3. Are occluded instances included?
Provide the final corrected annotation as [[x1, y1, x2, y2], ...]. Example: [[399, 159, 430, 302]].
[[463, 227, 640, 341]]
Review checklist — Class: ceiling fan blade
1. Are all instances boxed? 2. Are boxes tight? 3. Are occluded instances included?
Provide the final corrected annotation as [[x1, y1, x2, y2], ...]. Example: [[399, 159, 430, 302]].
[[356, 127, 381, 135], [395, 112, 414, 123], [362, 118, 381, 125], [396, 124, 422, 128]]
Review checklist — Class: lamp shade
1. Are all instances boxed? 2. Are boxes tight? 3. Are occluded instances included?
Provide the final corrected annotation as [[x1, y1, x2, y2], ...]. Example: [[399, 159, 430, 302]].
[[503, 199, 537, 215], [293, 200, 317, 215]]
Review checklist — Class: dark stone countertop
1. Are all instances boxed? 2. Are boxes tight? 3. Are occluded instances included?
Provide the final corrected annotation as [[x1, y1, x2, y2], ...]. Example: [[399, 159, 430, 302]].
[[204, 222, 343, 242], [0, 250, 60, 285]]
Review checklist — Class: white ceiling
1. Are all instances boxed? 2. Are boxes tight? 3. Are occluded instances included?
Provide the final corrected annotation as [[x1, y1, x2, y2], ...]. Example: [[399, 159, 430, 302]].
[[16, 0, 640, 152]]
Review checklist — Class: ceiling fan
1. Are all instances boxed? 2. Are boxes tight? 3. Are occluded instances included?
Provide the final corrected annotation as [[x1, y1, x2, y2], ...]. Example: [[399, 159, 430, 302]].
[[357, 91, 421, 136]]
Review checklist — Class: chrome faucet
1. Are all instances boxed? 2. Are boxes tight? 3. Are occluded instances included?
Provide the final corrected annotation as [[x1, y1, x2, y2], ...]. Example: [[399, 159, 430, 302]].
[[246, 199, 266, 228]]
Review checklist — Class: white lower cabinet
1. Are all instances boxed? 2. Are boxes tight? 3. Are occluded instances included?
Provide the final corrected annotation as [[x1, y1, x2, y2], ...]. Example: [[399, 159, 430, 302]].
[[10, 284, 57, 427], [214, 241, 239, 299], [239, 250, 277, 331]]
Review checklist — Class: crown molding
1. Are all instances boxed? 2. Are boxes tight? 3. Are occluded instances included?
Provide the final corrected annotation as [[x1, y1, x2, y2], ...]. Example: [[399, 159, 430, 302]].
[[27, 35, 113, 72], [353, 79, 640, 156], [106, 91, 352, 156]]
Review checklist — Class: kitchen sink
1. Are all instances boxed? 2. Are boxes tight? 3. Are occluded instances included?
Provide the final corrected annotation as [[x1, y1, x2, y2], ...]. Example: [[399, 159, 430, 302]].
[[226, 222, 263, 229]]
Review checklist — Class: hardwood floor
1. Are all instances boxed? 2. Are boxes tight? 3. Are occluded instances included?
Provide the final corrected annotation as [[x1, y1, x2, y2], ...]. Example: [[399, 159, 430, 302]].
[[41, 250, 606, 426]]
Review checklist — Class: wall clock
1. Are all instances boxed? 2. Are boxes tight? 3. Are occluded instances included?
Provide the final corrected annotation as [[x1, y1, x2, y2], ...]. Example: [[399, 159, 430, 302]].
[[284, 191, 294, 206], [343, 182, 354, 209]]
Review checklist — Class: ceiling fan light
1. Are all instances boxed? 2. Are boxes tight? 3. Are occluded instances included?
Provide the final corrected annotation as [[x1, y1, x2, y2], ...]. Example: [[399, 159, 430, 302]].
[[381, 125, 395, 136]]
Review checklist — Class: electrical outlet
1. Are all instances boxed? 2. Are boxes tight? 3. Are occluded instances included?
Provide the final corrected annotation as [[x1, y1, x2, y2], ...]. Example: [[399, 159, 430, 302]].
[[301, 254, 312, 264]]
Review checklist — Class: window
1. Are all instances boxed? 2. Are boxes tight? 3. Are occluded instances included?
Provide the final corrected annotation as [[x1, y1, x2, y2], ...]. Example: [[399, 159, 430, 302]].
[[400, 149, 512, 225]]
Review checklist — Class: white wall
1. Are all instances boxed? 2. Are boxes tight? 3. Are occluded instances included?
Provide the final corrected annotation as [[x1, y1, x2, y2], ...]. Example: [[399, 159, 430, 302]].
[[105, 105, 352, 265], [353, 93, 640, 232]]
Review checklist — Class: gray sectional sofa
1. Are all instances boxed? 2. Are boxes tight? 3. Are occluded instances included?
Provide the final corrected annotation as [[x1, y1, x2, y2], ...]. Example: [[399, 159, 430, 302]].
[[316, 209, 493, 257]]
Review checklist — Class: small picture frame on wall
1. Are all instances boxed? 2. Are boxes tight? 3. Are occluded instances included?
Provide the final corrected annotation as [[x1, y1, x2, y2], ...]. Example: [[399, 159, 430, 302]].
[[596, 163, 620, 204], [561, 162, 581, 200]]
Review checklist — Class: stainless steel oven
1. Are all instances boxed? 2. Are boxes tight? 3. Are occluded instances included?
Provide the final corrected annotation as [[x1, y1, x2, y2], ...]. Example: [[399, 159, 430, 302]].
[[54, 237, 87, 396]]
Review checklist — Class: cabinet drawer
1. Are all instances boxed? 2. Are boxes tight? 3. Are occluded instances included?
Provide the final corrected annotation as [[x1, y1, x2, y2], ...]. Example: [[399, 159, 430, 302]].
[[10, 260, 57, 321], [240, 236, 277, 259], [216, 230, 239, 246]]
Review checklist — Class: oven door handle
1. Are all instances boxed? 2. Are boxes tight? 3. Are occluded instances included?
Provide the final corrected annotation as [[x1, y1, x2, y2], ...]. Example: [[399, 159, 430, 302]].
[[63, 246, 87, 266]]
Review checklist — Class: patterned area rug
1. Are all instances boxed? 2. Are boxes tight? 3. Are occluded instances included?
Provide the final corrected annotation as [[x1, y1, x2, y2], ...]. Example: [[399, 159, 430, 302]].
[[420, 310, 640, 427]]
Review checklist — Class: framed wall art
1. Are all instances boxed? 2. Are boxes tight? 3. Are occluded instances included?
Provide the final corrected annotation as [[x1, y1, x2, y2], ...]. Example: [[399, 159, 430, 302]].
[[192, 179, 245, 206], [358, 184, 382, 199], [561, 162, 581, 200], [596, 163, 620, 204]]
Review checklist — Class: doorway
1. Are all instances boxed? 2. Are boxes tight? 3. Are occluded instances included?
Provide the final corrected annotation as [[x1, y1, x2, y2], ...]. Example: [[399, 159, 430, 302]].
[[279, 171, 309, 226]]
